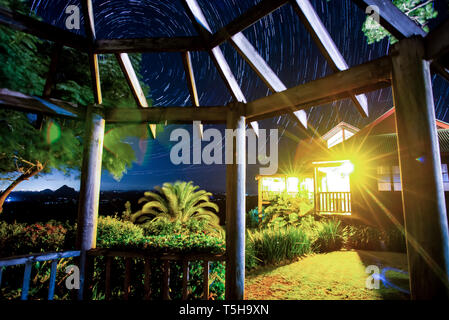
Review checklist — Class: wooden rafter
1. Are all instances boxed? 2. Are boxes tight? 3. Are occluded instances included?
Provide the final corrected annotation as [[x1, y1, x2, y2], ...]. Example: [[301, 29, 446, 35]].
[[105, 106, 228, 124], [0, 88, 80, 119], [0, 6, 89, 51], [115, 53, 157, 138], [81, 0, 102, 105], [230, 32, 307, 128], [182, 51, 203, 138], [351, 0, 426, 39], [351, 0, 449, 83], [245, 56, 392, 120], [292, 0, 368, 117], [182, 0, 259, 135], [95, 37, 206, 53], [209, 0, 289, 47]]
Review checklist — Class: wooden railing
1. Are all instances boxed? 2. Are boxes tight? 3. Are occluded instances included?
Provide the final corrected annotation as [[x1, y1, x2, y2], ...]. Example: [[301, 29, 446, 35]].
[[316, 192, 351, 214], [85, 249, 226, 300], [0, 251, 81, 300]]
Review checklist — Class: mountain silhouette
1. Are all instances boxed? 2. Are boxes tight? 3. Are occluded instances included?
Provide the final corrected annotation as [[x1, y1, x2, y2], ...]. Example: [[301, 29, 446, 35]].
[[54, 185, 77, 196]]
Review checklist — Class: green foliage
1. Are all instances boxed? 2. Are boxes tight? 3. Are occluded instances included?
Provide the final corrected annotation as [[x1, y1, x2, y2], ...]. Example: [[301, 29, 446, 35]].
[[0, 2, 153, 199], [96, 216, 144, 247], [261, 192, 313, 228], [345, 224, 406, 252], [131, 182, 222, 236], [313, 218, 346, 252], [246, 227, 312, 266], [362, 0, 438, 44]]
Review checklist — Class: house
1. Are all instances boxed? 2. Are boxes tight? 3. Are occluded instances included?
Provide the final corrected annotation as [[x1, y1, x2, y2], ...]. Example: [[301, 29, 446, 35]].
[[257, 108, 449, 228]]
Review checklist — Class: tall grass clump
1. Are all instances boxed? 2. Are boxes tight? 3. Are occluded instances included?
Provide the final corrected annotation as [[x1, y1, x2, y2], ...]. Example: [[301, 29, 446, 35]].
[[313, 218, 346, 252], [247, 227, 312, 266]]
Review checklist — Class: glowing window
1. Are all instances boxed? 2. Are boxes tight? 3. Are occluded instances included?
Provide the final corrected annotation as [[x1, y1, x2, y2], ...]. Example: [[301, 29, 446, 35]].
[[442, 164, 449, 191], [377, 166, 392, 191], [286, 177, 299, 193]]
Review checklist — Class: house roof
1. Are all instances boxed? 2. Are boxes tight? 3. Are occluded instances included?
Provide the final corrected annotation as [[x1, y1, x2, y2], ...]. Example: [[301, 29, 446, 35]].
[[324, 129, 449, 162], [321, 121, 360, 141]]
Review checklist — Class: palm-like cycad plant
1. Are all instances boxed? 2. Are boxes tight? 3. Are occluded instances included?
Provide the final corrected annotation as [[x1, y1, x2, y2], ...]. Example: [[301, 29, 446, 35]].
[[130, 181, 221, 233]]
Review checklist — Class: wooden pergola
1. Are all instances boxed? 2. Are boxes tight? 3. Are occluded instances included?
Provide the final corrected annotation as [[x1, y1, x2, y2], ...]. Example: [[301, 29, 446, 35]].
[[1, 0, 449, 299]]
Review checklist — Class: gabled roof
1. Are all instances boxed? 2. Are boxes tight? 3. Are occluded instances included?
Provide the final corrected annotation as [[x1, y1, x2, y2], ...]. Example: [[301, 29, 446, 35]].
[[321, 121, 360, 141]]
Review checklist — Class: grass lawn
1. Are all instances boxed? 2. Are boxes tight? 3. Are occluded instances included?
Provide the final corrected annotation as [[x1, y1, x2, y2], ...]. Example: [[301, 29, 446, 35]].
[[245, 250, 410, 300]]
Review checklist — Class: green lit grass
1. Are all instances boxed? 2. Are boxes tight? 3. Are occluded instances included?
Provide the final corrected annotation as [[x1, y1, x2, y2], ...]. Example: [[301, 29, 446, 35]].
[[245, 250, 409, 300]]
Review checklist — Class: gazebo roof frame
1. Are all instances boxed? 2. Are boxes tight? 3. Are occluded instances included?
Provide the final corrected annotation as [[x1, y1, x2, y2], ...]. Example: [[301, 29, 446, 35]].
[[1, 0, 449, 301]]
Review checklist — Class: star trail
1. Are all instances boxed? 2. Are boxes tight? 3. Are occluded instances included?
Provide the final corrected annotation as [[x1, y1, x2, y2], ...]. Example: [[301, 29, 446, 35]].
[[17, 0, 449, 194]]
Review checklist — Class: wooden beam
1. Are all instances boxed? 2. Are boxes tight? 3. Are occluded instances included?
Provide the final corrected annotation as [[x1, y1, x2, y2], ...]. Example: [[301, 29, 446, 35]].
[[75, 104, 105, 300], [81, 0, 102, 105], [0, 88, 80, 119], [115, 53, 148, 108], [105, 106, 228, 124], [225, 107, 246, 300], [115, 52, 156, 138], [425, 18, 449, 61], [182, 0, 259, 135], [246, 56, 392, 120], [94, 37, 206, 53], [182, 51, 203, 138], [210, 0, 288, 47], [292, 0, 368, 117], [391, 37, 449, 299], [351, 0, 426, 39], [0, 6, 89, 51], [230, 32, 307, 128]]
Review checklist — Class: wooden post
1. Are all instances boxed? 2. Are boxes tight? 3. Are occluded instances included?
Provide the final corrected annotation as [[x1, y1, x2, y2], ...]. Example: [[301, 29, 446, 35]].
[[225, 106, 246, 300], [257, 177, 263, 217], [391, 37, 449, 299], [76, 104, 105, 300]]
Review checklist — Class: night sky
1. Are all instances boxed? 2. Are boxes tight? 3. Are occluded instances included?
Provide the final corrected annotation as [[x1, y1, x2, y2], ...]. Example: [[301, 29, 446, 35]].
[[12, 0, 449, 194]]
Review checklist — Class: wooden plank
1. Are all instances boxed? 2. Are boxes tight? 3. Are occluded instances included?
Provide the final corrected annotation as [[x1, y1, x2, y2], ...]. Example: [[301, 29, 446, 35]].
[[81, 0, 102, 105], [95, 37, 205, 53], [21, 262, 32, 300], [391, 37, 449, 299], [123, 258, 131, 300], [115, 53, 148, 108], [0, 88, 80, 119], [182, 260, 189, 300], [202, 261, 209, 300], [105, 256, 112, 300], [182, 51, 203, 138], [182, 0, 259, 135], [230, 31, 307, 128], [115, 52, 156, 138], [292, 0, 368, 117], [0, 6, 89, 50], [245, 56, 392, 120], [75, 105, 105, 252], [351, 0, 426, 39], [105, 105, 228, 124], [162, 260, 170, 300], [210, 0, 288, 47], [144, 257, 151, 300], [425, 18, 449, 61], [47, 260, 58, 300], [225, 108, 246, 300]]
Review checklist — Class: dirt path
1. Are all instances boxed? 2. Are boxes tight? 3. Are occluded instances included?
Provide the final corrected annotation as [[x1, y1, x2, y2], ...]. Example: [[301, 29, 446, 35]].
[[245, 250, 409, 300]]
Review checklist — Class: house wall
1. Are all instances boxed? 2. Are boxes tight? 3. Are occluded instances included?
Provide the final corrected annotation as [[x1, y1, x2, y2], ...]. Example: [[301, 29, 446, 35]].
[[349, 154, 449, 229]]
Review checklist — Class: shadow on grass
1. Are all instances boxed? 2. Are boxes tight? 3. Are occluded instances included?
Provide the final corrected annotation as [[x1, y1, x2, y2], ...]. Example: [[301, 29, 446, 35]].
[[356, 250, 410, 300]]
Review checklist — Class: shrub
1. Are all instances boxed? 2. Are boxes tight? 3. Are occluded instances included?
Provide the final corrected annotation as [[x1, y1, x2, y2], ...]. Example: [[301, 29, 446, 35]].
[[313, 218, 346, 252], [96, 216, 144, 247], [261, 193, 313, 228], [247, 227, 312, 266], [141, 218, 224, 239], [345, 224, 406, 252]]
